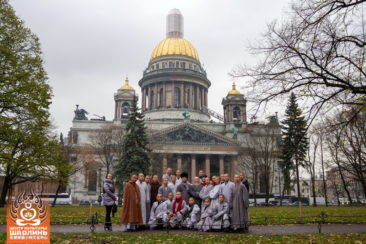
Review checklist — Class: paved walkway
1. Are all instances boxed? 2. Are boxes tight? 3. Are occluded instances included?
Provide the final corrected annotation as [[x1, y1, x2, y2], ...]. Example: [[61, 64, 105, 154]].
[[1, 223, 365, 235]]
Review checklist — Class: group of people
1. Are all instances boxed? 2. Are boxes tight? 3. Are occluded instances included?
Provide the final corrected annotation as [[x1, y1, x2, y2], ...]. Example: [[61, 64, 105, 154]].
[[102, 168, 250, 232]]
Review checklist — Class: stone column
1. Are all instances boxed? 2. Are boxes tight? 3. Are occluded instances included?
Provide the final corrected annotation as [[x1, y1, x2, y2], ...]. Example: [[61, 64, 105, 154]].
[[162, 154, 168, 172], [191, 155, 196, 179], [142, 88, 146, 111], [180, 82, 184, 108], [219, 155, 225, 176], [154, 83, 158, 109], [163, 82, 166, 108], [177, 154, 182, 171], [205, 155, 210, 177], [231, 156, 238, 179]]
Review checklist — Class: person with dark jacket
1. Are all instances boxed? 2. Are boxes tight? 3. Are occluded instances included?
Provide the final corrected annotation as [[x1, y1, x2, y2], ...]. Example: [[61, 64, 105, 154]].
[[103, 173, 117, 231], [189, 176, 203, 207], [150, 175, 161, 207], [239, 173, 250, 192]]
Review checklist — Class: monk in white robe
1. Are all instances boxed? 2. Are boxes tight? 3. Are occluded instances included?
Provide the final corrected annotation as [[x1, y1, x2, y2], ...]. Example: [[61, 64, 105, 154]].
[[212, 194, 230, 231], [162, 192, 174, 222], [167, 192, 187, 228], [199, 177, 213, 208], [231, 174, 250, 231], [182, 197, 200, 229], [136, 173, 149, 225], [209, 176, 221, 206], [196, 198, 214, 232], [220, 174, 234, 210], [148, 194, 166, 229]]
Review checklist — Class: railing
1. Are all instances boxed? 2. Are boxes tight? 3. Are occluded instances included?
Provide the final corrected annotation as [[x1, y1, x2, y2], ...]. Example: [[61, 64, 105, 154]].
[[1, 211, 365, 234]]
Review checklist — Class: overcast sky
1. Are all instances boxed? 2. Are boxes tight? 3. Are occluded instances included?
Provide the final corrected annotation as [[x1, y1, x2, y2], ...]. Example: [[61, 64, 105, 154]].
[[10, 0, 291, 135]]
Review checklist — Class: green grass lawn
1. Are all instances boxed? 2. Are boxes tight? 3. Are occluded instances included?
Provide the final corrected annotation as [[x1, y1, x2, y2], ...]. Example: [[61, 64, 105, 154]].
[[0, 205, 365, 224], [1, 232, 366, 244]]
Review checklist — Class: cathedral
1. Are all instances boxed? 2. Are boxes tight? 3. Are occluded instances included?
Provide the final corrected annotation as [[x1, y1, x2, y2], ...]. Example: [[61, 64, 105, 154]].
[[67, 9, 282, 202]]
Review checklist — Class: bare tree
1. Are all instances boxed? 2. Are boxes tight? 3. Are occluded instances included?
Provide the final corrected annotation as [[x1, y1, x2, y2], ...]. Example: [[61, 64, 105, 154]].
[[89, 125, 124, 174], [304, 132, 319, 206], [234, 0, 366, 124], [239, 120, 281, 205]]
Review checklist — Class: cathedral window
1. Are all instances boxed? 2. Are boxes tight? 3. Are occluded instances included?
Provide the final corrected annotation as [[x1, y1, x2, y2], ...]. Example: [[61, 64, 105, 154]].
[[87, 170, 97, 192], [158, 88, 164, 107], [176, 61, 179, 68], [174, 87, 181, 108], [181, 62, 186, 69], [169, 62, 174, 68], [233, 107, 241, 121], [156, 63, 160, 69], [166, 90, 172, 107], [121, 102, 130, 118], [150, 90, 155, 109]]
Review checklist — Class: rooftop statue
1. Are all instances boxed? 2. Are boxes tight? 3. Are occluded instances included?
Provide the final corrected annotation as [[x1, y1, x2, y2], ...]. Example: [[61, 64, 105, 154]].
[[73, 105, 89, 120], [231, 127, 239, 139], [182, 109, 191, 120]]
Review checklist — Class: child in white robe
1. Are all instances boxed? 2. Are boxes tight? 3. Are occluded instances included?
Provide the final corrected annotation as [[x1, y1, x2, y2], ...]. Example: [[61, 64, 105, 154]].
[[196, 198, 214, 232], [148, 194, 166, 229], [182, 197, 200, 229], [212, 194, 230, 231]]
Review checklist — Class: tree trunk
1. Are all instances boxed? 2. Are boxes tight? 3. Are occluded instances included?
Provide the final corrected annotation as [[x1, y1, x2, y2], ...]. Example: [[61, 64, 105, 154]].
[[320, 140, 328, 206], [0, 176, 12, 207], [52, 184, 62, 207], [337, 163, 353, 203], [312, 175, 317, 207], [295, 159, 301, 202]]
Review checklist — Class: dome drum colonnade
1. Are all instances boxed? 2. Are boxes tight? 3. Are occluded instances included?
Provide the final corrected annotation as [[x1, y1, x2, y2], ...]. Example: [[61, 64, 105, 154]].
[[138, 9, 211, 121]]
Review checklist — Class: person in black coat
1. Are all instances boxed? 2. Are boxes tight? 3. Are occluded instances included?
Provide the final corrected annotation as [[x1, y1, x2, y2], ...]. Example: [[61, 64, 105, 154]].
[[239, 173, 250, 192]]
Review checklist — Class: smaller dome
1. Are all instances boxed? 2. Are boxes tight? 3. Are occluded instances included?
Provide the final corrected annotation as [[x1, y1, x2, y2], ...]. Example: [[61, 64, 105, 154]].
[[120, 77, 134, 90], [228, 83, 241, 95]]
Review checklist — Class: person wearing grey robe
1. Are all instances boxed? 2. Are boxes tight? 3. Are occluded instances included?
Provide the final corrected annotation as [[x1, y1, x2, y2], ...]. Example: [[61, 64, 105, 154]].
[[167, 192, 187, 228], [212, 194, 230, 230], [182, 197, 201, 229], [199, 178, 213, 208], [136, 173, 150, 225], [158, 178, 173, 201], [196, 198, 214, 232], [231, 174, 250, 231], [145, 176, 151, 223], [209, 176, 221, 207], [220, 174, 235, 210], [189, 177, 203, 207], [175, 172, 192, 202], [148, 194, 166, 229], [162, 168, 173, 182], [162, 192, 174, 222]]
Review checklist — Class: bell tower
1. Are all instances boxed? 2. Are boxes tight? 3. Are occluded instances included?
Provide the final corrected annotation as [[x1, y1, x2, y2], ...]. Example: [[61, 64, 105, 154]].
[[222, 83, 246, 125], [114, 77, 136, 120]]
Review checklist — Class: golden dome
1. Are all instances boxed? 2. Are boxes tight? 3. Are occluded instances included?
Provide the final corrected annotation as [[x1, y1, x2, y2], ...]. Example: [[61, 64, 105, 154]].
[[150, 37, 199, 61], [228, 83, 241, 95], [120, 77, 134, 90]]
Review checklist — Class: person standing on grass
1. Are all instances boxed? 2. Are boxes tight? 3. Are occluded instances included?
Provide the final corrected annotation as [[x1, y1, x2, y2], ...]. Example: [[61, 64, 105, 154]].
[[175, 172, 192, 203], [145, 175, 152, 223], [158, 178, 173, 201], [199, 177, 213, 208], [175, 169, 182, 185], [239, 173, 250, 192], [103, 173, 117, 231], [136, 173, 150, 226], [121, 175, 143, 231], [150, 175, 161, 206], [162, 168, 173, 182], [169, 175, 179, 196], [231, 174, 250, 232]]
